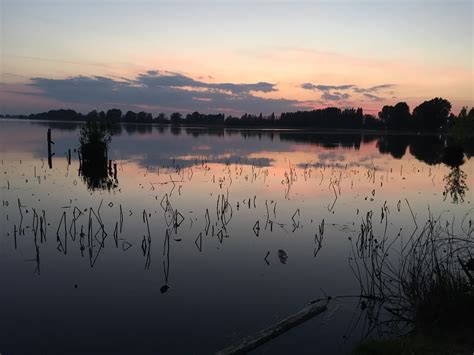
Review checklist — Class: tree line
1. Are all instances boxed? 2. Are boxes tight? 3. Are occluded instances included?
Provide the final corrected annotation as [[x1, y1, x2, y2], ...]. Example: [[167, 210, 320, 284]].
[[2, 97, 473, 133]]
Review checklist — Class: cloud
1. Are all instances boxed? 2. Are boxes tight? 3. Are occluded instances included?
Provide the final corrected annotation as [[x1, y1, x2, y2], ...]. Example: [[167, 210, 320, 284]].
[[135, 70, 276, 94], [301, 83, 354, 91], [321, 92, 350, 101], [26, 71, 300, 114], [301, 82, 394, 94], [363, 93, 383, 101], [300, 82, 394, 103], [353, 84, 395, 93], [300, 83, 354, 102]]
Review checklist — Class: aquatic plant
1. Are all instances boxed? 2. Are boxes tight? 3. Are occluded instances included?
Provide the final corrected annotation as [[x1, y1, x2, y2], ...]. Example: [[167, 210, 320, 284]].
[[349, 207, 474, 338]]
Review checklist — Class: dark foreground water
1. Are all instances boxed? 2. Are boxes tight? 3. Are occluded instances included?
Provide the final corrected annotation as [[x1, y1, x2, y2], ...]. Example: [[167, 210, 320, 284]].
[[0, 119, 472, 354]]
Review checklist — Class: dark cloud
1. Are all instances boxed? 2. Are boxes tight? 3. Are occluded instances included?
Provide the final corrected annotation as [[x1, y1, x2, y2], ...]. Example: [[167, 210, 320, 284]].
[[321, 92, 350, 101], [135, 70, 275, 94], [363, 93, 383, 101], [301, 82, 394, 102], [353, 84, 394, 93], [300, 83, 353, 102], [27, 71, 299, 114], [301, 83, 354, 91], [301, 82, 394, 94]]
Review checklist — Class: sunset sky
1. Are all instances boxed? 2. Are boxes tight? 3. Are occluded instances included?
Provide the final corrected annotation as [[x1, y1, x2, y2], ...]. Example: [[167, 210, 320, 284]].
[[1, 0, 473, 116]]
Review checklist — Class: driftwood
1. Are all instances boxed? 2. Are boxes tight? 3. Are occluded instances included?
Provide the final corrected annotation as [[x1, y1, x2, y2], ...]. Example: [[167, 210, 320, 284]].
[[216, 300, 328, 355]]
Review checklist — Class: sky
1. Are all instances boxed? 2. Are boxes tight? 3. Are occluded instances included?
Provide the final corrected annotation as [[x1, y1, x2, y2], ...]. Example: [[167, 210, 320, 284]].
[[1, 0, 473, 116]]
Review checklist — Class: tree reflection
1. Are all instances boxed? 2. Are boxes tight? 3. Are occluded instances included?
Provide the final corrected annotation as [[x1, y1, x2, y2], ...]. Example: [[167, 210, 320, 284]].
[[78, 120, 118, 191], [409, 135, 445, 165], [442, 145, 468, 204], [376, 135, 410, 159]]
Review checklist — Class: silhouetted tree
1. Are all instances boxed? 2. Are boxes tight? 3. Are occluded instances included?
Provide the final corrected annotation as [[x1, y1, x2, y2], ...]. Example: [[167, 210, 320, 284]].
[[269, 112, 276, 123], [170, 112, 182, 124], [106, 108, 122, 122], [137, 111, 152, 122], [279, 107, 363, 129], [86, 110, 99, 121], [155, 113, 168, 123], [79, 120, 112, 146], [378, 102, 411, 130], [26, 109, 82, 121], [124, 110, 137, 122], [412, 98, 451, 131], [363, 115, 384, 129], [11, 97, 464, 133], [450, 106, 474, 142]]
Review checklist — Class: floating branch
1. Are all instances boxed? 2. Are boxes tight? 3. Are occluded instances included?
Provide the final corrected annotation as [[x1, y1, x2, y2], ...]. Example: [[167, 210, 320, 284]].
[[216, 300, 328, 355]]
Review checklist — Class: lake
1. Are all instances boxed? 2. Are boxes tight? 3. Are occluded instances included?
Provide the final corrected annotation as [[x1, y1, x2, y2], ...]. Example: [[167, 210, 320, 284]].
[[0, 119, 472, 354]]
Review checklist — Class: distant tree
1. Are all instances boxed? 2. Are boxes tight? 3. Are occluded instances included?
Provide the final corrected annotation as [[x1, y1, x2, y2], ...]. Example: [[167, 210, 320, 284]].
[[155, 113, 168, 123], [393, 102, 411, 128], [378, 102, 411, 130], [412, 97, 451, 131], [170, 112, 182, 124], [86, 110, 99, 121], [456, 106, 474, 121], [379, 105, 393, 125], [106, 109, 122, 122], [187, 111, 200, 123], [363, 114, 384, 129], [137, 111, 152, 122], [458, 106, 468, 119], [225, 115, 240, 125], [124, 111, 137, 122], [469, 108, 474, 119], [450, 106, 474, 141]]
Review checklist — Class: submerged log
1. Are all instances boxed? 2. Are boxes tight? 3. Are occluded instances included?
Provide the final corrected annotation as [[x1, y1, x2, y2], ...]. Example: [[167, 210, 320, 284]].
[[216, 300, 328, 355]]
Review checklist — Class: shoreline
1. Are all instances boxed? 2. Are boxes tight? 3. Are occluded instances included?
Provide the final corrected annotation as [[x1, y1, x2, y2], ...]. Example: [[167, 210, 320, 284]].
[[0, 117, 445, 136]]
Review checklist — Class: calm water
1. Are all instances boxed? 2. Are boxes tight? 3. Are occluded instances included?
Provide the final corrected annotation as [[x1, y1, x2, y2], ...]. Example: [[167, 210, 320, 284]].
[[0, 119, 473, 354]]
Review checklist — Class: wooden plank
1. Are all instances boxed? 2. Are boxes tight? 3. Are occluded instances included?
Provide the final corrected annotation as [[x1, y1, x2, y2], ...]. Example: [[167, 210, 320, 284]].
[[216, 300, 328, 355]]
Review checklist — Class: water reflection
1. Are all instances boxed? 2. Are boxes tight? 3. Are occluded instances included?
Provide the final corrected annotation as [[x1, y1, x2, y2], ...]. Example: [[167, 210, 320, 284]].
[[79, 144, 118, 191], [443, 167, 468, 204], [78, 120, 119, 190], [24, 120, 474, 169], [1, 119, 473, 354], [442, 145, 468, 204], [376, 135, 410, 159]]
